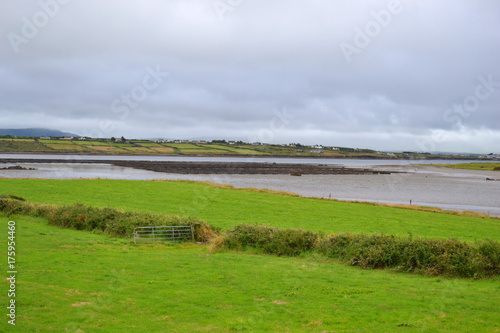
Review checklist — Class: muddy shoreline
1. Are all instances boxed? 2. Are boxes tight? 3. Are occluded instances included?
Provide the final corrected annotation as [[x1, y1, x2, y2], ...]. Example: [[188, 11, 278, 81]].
[[0, 158, 397, 175]]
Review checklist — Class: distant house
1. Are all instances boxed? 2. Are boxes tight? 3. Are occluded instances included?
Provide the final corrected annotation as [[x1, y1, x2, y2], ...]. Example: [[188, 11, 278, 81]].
[[228, 141, 236, 145], [198, 140, 207, 144], [61, 137, 73, 140], [40, 136, 51, 140], [311, 149, 324, 153], [79, 137, 86, 141]]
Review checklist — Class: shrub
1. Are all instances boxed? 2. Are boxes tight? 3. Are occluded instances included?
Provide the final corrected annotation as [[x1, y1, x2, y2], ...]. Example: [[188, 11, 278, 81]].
[[317, 233, 500, 278], [220, 224, 318, 256]]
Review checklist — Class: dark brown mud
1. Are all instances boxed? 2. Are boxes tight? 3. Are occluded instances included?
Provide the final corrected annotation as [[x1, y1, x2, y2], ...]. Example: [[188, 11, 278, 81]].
[[0, 158, 398, 175]]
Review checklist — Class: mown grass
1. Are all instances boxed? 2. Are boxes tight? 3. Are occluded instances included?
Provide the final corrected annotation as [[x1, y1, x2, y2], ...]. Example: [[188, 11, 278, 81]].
[[0, 179, 498, 242], [1, 213, 499, 332]]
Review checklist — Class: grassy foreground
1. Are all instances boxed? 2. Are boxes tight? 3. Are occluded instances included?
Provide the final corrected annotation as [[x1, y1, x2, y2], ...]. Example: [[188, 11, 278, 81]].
[[0, 178, 498, 242], [1, 214, 499, 332], [1, 179, 499, 330]]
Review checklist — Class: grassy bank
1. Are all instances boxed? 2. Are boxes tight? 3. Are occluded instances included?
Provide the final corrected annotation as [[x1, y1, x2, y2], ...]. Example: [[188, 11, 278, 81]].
[[430, 162, 500, 171], [1, 214, 499, 332], [0, 178, 498, 242]]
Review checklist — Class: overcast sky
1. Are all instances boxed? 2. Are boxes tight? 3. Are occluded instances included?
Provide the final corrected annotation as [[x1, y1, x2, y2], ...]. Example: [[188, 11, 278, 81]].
[[1, 0, 499, 153]]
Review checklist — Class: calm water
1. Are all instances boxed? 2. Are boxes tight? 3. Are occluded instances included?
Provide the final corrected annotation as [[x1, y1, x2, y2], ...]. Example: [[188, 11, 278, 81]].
[[1, 156, 499, 216], [0, 153, 492, 165]]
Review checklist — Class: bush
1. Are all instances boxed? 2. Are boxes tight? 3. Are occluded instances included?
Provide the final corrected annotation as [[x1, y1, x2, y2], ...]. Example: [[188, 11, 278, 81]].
[[316, 233, 500, 278], [220, 224, 318, 256]]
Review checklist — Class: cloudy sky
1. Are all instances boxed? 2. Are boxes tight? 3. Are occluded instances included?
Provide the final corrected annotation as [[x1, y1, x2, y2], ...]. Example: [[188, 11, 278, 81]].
[[1, 0, 499, 153]]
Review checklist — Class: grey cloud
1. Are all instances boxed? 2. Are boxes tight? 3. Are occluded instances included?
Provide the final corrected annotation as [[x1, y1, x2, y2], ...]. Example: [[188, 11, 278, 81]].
[[1, 0, 499, 153]]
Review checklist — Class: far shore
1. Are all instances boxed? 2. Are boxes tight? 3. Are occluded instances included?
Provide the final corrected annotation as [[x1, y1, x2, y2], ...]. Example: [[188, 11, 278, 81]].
[[0, 151, 497, 161]]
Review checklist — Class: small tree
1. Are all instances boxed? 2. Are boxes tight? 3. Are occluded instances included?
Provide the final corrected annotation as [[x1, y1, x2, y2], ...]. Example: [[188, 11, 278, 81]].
[[110, 137, 116, 142]]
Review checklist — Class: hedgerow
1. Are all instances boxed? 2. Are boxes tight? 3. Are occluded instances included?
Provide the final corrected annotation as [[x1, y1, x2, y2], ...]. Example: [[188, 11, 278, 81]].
[[212, 225, 500, 279], [0, 195, 218, 242]]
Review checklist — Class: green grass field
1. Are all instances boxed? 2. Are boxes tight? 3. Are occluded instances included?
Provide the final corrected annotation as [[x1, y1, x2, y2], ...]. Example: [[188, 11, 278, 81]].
[[1, 213, 498, 332], [0, 179, 498, 242], [0, 178, 499, 331], [0, 139, 51, 152]]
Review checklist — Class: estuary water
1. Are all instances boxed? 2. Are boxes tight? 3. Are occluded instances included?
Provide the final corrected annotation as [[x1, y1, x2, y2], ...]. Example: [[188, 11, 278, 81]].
[[1, 155, 499, 217]]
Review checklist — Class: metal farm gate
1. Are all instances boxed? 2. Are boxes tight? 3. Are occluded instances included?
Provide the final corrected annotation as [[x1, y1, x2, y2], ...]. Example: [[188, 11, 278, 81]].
[[133, 226, 194, 244]]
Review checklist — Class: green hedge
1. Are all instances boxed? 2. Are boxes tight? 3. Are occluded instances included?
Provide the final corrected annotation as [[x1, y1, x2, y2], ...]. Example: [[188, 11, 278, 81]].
[[316, 233, 499, 278], [221, 224, 318, 256], [215, 225, 500, 279], [0, 195, 218, 242]]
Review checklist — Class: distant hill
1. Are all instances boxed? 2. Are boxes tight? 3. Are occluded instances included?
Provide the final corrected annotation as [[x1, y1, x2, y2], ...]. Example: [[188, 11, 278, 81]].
[[0, 128, 79, 137]]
